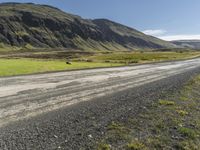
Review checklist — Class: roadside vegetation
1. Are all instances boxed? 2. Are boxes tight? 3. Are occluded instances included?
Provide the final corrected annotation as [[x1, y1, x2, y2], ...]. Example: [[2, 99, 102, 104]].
[[82, 51, 200, 64], [97, 75, 200, 150], [0, 58, 122, 77], [0, 49, 200, 77]]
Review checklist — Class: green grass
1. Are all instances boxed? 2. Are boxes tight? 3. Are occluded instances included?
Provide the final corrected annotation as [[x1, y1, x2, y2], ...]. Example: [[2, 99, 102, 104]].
[[176, 110, 189, 116], [97, 144, 111, 150], [0, 44, 21, 52], [127, 141, 146, 150], [0, 58, 123, 77], [178, 127, 198, 139], [83, 52, 200, 64], [159, 100, 175, 106], [1, 51, 200, 77]]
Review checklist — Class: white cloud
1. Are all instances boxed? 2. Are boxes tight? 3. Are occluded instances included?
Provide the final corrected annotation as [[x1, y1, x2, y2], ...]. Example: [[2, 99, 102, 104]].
[[158, 35, 200, 41], [143, 29, 200, 41], [143, 29, 166, 36]]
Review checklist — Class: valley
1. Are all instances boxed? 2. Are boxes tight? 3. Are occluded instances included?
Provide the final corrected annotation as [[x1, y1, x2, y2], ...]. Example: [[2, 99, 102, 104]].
[[0, 2, 200, 150]]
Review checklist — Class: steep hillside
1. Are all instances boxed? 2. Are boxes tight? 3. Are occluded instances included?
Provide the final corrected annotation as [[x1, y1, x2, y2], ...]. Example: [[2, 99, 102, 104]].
[[0, 3, 176, 51], [172, 40, 200, 49]]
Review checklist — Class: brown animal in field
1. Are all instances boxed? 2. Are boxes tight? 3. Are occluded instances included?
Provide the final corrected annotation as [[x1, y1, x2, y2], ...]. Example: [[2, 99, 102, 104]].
[[66, 61, 72, 65]]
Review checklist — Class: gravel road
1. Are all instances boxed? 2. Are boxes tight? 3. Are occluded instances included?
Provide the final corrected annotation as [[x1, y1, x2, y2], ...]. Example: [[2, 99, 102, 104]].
[[1, 59, 200, 149]]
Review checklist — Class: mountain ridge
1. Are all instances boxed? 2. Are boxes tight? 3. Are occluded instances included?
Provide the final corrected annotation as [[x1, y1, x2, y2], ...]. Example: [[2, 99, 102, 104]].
[[172, 40, 200, 49], [0, 3, 176, 51]]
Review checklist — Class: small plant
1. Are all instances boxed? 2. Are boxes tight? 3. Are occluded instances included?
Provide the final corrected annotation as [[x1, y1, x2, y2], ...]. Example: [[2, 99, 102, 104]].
[[106, 122, 131, 142], [176, 110, 189, 116], [147, 138, 164, 149], [127, 141, 146, 150], [176, 140, 199, 150], [180, 96, 188, 101], [86, 59, 93, 62], [155, 119, 166, 130], [107, 121, 130, 134], [178, 127, 197, 139], [129, 60, 139, 64], [24, 44, 33, 49], [104, 60, 111, 63], [108, 122, 124, 131], [97, 143, 111, 150], [159, 100, 175, 106], [15, 31, 29, 37]]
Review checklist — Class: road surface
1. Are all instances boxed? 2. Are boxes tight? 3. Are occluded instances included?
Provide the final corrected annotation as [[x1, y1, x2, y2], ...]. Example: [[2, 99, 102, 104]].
[[1, 58, 200, 128], [1, 58, 200, 149]]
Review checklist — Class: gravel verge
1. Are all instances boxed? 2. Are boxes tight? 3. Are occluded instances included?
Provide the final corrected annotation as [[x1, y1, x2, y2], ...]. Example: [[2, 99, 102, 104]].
[[1, 67, 200, 150]]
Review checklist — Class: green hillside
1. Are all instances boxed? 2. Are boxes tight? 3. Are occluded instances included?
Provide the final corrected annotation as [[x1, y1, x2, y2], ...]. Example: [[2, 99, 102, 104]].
[[0, 3, 176, 51]]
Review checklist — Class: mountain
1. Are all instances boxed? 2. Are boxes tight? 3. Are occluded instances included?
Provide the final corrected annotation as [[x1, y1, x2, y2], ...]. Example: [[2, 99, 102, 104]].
[[171, 40, 200, 49], [0, 3, 176, 51]]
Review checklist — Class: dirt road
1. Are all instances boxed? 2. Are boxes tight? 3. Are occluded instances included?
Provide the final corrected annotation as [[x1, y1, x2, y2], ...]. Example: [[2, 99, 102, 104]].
[[1, 59, 200, 149], [1, 59, 200, 128]]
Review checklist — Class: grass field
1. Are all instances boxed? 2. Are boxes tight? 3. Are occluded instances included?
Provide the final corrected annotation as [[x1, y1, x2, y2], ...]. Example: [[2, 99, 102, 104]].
[[0, 58, 123, 77], [83, 52, 200, 63], [0, 51, 200, 77]]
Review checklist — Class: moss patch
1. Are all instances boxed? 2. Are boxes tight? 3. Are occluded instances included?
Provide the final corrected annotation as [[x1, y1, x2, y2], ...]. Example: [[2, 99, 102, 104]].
[[158, 100, 175, 106], [127, 141, 146, 150]]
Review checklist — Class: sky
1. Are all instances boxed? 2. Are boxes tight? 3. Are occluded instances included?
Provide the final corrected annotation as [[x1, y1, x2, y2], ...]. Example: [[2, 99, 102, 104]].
[[0, 0, 200, 41]]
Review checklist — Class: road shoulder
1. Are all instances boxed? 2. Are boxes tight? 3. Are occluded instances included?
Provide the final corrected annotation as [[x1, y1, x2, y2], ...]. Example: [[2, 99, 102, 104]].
[[0, 67, 200, 149]]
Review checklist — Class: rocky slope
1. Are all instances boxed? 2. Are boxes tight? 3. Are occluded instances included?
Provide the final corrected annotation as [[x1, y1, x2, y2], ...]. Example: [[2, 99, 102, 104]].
[[172, 40, 200, 49], [0, 3, 176, 51]]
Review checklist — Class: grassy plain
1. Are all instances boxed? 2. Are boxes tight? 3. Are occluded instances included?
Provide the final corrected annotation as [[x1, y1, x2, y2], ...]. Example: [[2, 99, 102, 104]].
[[0, 58, 122, 77], [0, 50, 200, 77], [82, 51, 200, 64]]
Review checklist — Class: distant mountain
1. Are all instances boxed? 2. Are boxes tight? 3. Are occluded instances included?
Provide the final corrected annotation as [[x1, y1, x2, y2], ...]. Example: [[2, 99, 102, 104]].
[[171, 40, 200, 49], [0, 3, 176, 51]]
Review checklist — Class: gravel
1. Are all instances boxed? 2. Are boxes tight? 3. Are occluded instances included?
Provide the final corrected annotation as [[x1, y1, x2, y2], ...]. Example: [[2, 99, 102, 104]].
[[0, 67, 200, 150]]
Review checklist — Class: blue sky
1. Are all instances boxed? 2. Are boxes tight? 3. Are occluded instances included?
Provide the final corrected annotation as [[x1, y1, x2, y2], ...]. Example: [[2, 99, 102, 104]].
[[1, 0, 200, 41]]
